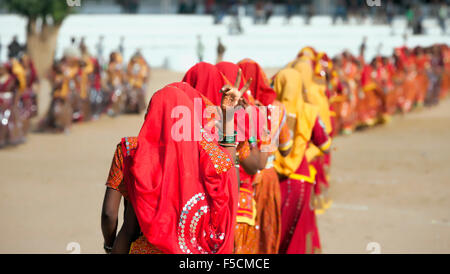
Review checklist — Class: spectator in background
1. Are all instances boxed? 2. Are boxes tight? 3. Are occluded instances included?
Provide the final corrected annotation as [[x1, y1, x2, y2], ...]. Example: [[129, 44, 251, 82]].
[[79, 37, 87, 53], [412, 5, 424, 35], [118, 36, 125, 57], [285, 0, 296, 25], [116, 0, 140, 14], [304, 0, 314, 25], [63, 37, 81, 60], [254, 1, 265, 24], [8, 36, 24, 59], [213, 1, 226, 24], [348, 0, 365, 24], [205, 0, 215, 14], [438, 2, 448, 35], [216, 37, 226, 63], [406, 4, 415, 30], [196, 35, 205, 62], [96, 36, 105, 67], [264, 1, 274, 25], [386, 0, 396, 27], [191, 0, 198, 13], [177, 0, 196, 14], [229, 0, 243, 35], [333, 0, 348, 25], [178, 0, 189, 14], [359, 36, 367, 62]]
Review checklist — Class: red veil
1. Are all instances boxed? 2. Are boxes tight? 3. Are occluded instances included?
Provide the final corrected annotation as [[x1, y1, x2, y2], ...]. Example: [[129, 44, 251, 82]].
[[238, 59, 277, 106], [182, 62, 225, 106], [215, 61, 245, 89], [127, 82, 238, 254]]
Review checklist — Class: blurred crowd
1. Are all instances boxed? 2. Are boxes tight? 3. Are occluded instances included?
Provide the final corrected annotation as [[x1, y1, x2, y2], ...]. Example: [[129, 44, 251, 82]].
[[176, 0, 450, 35], [0, 39, 38, 147], [323, 41, 450, 135], [0, 36, 150, 148]]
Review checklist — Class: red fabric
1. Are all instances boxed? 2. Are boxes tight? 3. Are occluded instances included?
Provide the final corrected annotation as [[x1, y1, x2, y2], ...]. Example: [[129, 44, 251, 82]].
[[238, 59, 277, 106], [215, 61, 259, 141], [0, 75, 15, 92], [90, 57, 102, 91], [360, 65, 373, 87], [279, 157, 320, 254], [312, 157, 328, 195], [215, 62, 259, 218], [183, 62, 225, 106], [26, 60, 38, 87], [215, 62, 245, 89], [127, 82, 238, 254], [311, 118, 329, 148]]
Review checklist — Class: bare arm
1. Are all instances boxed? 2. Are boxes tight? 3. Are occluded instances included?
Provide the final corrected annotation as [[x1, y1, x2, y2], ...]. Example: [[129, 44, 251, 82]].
[[112, 202, 140, 254], [101, 187, 122, 251], [220, 69, 253, 188], [240, 147, 269, 175]]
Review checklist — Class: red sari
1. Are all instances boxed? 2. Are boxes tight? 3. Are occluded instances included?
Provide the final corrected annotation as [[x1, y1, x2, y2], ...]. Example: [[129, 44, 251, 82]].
[[214, 62, 261, 254], [358, 64, 381, 126], [237, 59, 286, 254], [127, 83, 238, 254], [279, 118, 329, 254]]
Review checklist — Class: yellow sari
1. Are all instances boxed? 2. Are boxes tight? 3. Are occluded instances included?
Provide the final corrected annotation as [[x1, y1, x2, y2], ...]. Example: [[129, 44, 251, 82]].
[[273, 68, 319, 177], [289, 55, 332, 162]]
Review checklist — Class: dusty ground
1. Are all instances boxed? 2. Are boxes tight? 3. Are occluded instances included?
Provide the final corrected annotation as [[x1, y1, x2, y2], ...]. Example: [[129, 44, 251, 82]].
[[0, 69, 449, 254]]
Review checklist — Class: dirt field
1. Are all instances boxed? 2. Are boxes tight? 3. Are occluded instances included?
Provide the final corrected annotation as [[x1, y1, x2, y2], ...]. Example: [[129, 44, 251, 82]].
[[0, 69, 449, 254]]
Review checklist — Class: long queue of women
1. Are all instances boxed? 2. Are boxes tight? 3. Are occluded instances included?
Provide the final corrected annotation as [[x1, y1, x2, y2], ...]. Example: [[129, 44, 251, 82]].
[[0, 45, 150, 148], [100, 43, 450, 254]]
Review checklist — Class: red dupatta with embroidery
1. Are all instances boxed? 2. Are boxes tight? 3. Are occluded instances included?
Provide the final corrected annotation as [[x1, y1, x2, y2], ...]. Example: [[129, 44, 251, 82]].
[[127, 83, 238, 254]]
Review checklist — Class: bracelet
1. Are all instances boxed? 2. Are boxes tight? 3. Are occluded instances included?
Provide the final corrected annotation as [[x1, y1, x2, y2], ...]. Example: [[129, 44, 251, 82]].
[[104, 243, 113, 254], [219, 143, 236, 148], [219, 131, 237, 143], [248, 136, 257, 144], [220, 135, 236, 144]]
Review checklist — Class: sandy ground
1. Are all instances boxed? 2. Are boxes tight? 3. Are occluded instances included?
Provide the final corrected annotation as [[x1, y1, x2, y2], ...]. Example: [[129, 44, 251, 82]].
[[0, 69, 449, 254]]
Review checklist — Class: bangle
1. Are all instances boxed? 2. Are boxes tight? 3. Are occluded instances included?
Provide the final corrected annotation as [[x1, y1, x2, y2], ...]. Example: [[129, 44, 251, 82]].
[[219, 143, 236, 148], [221, 135, 236, 144], [219, 131, 237, 143], [104, 243, 113, 254]]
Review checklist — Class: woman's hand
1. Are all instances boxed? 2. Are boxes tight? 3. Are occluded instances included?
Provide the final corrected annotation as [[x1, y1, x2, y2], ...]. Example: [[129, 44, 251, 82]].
[[220, 69, 252, 110]]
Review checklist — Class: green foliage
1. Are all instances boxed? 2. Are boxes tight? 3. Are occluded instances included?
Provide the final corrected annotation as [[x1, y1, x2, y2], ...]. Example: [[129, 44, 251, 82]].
[[4, 0, 73, 24]]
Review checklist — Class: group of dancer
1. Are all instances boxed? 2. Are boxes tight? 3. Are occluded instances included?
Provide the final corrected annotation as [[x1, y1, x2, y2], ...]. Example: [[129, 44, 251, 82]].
[[38, 43, 150, 133], [330, 43, 450, 135], [99, 42, 450, 254], [0, 39, 151, 147], [0, 53, 38, 147]]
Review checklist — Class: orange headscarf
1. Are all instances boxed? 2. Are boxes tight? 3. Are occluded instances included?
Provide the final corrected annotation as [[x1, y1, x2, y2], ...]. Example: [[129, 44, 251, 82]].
[[290, 52, 333, 135], [273, 68, 319, 176]]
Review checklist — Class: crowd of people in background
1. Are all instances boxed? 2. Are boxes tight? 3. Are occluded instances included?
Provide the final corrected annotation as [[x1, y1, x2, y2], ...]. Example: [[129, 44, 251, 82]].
[[0, 36, 38, 148], [38, 37, 150, 133], [101, 38, 450, 254], [184, 0, 449, 35], [0, 36, 150, 148]]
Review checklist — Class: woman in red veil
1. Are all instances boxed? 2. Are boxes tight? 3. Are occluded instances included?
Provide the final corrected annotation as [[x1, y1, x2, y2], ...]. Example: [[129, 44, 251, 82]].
[[112, 80, 249, 254]]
